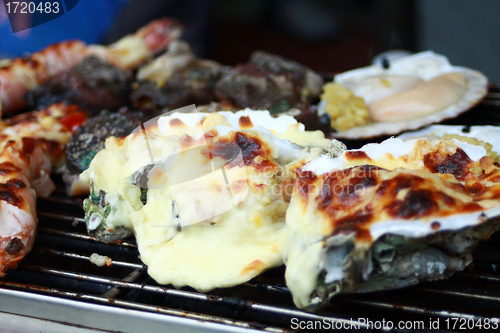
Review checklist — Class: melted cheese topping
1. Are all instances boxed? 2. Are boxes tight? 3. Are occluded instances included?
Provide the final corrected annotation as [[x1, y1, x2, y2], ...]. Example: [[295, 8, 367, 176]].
[[83, 125, 316, 291], [158, 109, 332, 149], [285, 137, 500, 309], [132, 165, 288, 291]]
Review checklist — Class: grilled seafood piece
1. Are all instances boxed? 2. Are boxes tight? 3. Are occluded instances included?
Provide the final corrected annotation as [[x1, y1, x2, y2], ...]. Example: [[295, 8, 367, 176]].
[[64, 110, 142, 196], [86, 18, 184, 70], [81, 111, 327, 290], [0, 18, 183, 115], [131, 40, 228, 112], [283, 137, 500, 311], [215, 51, 324, 114], [0, 41, 86, 115], [319, 51, 488, 138], [81, 109, 335, 242], [27, 56, 133, 114], [0, 103, 87, 274]]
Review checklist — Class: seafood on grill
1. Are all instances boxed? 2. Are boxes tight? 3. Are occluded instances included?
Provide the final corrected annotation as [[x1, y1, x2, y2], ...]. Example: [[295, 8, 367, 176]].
[[215, 51, 324, 115], [283, 137, 500, 311], [0, 41, 86, 115], [131, 40, 229, 112], [397, 124, 500, 159], [80, 108, 341, 291], [81, 108, 335, 242], [319, 51, 488, 138], [0, 103, 87, 275], [64, 110, 142, 196], [0, 18, 183, 115]]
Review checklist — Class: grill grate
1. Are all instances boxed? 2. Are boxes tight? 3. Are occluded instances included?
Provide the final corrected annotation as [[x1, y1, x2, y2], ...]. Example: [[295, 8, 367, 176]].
[[2, 89, 500, 332]]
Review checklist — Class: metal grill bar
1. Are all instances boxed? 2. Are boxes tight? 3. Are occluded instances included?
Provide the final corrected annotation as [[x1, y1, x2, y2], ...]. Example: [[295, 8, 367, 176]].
[[416, 287, 500, 303], [38, 211, 85, 224], [455, 271, 500, 282], [343, 299, 493, 320], [32, 247, 144, 270], [37, 227, 137, 248], [7, 265, 371, 330], [0, 280, 285, 333]]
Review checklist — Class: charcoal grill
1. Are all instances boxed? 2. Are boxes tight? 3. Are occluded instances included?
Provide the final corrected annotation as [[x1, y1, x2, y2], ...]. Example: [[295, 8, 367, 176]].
[[2, 86, 500, 332]]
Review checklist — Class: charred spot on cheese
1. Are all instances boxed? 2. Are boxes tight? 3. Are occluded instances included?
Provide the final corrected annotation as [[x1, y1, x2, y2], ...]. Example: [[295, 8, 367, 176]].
[[296, 171, 317, 197], [203, 142, 240, 165], [238, 116, 253, 129], [462, 202, 483, 213], [468, 182, 485, 196], [210, 132, 276, 171], [317, 165, 381, 212], [437, 191, 456, 206], [424, 148, 472, 180], [0, 162, 21, 175], [0, 179, 27, 208], [333, 211, 373, 240], [345, 151, 370, 161], [387, 189, 438, 219], [376, 174, 424, 197]]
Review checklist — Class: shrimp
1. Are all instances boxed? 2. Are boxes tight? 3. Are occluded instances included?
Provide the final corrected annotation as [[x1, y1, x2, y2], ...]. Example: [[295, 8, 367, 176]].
[[87, 18, 184, 70], [0, 18, 184, 116], [0, 103, 87, 274], [0, 41, 86, 115]]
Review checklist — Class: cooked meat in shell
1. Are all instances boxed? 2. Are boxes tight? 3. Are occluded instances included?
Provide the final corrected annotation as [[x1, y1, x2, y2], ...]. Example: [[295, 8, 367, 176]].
[[27, 56, 133, 114], [80, 109, 335, 243], [131, 41, 228, 112], [284, 137, 500, 311], [320, 51, 488, 139], [63, 110, 142, 196], [215, 51, 324, 113]]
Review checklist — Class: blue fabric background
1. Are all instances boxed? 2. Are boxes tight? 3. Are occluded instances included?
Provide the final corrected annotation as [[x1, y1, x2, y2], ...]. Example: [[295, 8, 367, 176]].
[[0, 0, 128, 57]]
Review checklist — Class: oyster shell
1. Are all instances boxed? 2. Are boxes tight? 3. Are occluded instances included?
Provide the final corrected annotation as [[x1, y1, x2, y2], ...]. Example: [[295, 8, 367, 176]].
[[319, 51, 488, 139], [283, 137, 500, 311], [81, 108, 335, 243], [398, 124, 500, 154]]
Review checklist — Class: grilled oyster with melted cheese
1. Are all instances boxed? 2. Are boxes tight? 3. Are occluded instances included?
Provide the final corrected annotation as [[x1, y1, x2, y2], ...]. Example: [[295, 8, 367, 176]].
[[284, 137, 500, 311], [81, 109, 334, 243], [80, 107, 338, 291], [129, 126, 311, 291]]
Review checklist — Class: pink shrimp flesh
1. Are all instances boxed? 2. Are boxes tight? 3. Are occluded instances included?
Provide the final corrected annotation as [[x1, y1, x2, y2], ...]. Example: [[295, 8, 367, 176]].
[[0, 40, 86, 115], [136, 18, 185, 54], [0, 103, 87, 274]]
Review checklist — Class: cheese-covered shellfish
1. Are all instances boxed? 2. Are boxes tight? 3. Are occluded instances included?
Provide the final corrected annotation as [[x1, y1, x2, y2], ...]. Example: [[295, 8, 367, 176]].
[[319, 51, 488, 138], [283, 137, 500, 311], [80, 107, 340, 291]]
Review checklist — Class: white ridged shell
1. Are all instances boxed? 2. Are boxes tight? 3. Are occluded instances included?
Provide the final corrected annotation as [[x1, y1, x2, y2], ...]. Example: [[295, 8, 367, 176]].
[[322, 51, 488, 139]]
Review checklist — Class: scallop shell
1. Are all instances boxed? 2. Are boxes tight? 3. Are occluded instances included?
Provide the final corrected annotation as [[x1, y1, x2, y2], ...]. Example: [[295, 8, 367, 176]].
[[321, 51, 488, 139]]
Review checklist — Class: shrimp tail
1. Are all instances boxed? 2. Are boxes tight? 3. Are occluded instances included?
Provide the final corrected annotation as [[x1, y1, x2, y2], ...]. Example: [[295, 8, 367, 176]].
[[137, 18, 185, 54]]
